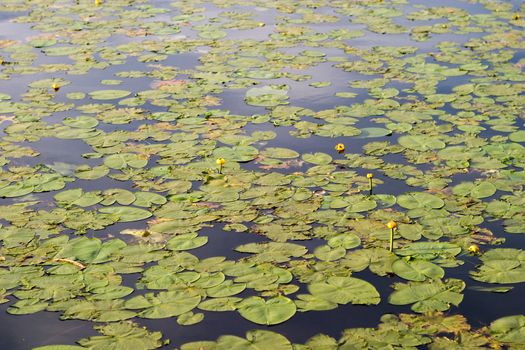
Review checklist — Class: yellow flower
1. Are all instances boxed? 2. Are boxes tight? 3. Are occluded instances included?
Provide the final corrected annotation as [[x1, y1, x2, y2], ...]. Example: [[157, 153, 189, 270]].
[[52, 83, 60, 91], [468, 244, 480, 254], [335, 143, 345, 153], [216, 158, 225, 166], [387, 221, 397, 252], [366, 173, 373, 179], [95, 0, 102, 5]]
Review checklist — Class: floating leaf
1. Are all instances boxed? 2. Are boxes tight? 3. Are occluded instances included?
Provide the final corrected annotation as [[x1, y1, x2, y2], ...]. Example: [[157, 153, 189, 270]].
[[470, 248, 525, 284], [392, 259, 445, 281], [453, 181, 497, 199], [245, 85, 289, 107], [358, 127, 392, 138], [177, 311, 204, 326], [308, 276, 380, 305], [389, 278, 465, 313], [98, 207, 152, 222], [89, 90, 132, 100], [490, 315, 525, 345], [216, 330, 292, 350], [396, 242, 462, 259], [0, 183, 34, 198], [237, 296, 296, 325], [78, 322, 164, 349], [167, 233, 208, 251], [302, 152, 332, 165], [397, 192, 444, 210], [33, 346, 85, 350], [398, 135, 445, 151]]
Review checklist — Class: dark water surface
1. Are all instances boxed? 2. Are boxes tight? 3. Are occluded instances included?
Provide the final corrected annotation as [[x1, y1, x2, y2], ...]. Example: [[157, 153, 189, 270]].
[[0, 0, 524, 349]]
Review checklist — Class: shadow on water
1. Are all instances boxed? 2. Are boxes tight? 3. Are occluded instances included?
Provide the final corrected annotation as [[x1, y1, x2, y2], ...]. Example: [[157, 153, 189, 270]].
[[0, 309, 96, 349]]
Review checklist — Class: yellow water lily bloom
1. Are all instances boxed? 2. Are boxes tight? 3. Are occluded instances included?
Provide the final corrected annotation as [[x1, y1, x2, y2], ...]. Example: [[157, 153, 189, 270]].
[[335, 143, 345, 153], [468, 244, 480, 254], [52, 83, 60, 91], [216, 158, 225, 174], [387, 221, 397, 252]]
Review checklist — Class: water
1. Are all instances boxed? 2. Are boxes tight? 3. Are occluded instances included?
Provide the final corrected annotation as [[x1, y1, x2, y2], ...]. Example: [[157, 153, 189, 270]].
[[1, 0, 524, 348]]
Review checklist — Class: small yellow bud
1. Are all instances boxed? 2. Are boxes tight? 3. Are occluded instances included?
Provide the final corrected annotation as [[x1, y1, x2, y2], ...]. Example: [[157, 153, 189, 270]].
[[387, 221, 397, 229], [95, 0, 102, 5], [52, 83, 60, 91], [335, 143, 345, 153], [216, 158, 225, 166], [468, 244, 480, 255], [367, 173, 373, 179], [514, 14, 521, 20]]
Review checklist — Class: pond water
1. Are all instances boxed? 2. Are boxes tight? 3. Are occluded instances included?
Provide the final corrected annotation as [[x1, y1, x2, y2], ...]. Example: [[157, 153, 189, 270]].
[[0, 0, 525, 349]]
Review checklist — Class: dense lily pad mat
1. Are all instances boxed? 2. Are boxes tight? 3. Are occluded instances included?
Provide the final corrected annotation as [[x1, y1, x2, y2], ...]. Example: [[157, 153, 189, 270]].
[[0, 0, 524, 348], [31, 313, 525, 349]]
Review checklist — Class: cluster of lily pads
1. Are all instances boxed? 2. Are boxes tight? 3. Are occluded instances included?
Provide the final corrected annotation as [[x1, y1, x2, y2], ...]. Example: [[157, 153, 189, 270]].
[[0, 0, 524, 349]]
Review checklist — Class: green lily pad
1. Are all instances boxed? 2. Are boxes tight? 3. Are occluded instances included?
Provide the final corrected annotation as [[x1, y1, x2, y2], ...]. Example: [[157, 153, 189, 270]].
[[216, 330, 293, 350], [358, 127, 393, 138], [490, 315, 525, 345], [261, 147, 299, 159], [0, 183, 34, 198], [89, 90, 132, 100], [392, 259, 445, 282], [314, 245, 346, 262], [78, 322, 164, 349], [397, 192, 444, 210], [389, 278, 465, 313], [167, 233, 208, 251], [177, 312, 204, 326], [396, 242, 462, 259], [308, 276, 380, 305], [98, 207, 152, 222], [302, 152, 333, 165], [33, 346, 85, 350], [470, 248, 525, 284], [63, 116, 99, 129], [245, 85, 289, 107], [453, 181, 497, 199], [104, 153, 148, 169], [237, 296, 296, 325], [398, 135, 446, 151], [509, 131, 525, 142]]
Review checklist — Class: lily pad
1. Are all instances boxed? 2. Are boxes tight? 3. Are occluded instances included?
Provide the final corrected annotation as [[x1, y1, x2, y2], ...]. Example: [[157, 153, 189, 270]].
[[89, 90, 132, 100], [392, 259, 445, 281], [389, 278, 465, 313], [490, 315, 525, 345], [470, 248, 525, 284], [308, 276, 380, 305], [237, 296, 296, 325], [98, 207, 152, 222], [398, 135, 446, 151], [397, 192, 444, 210]]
